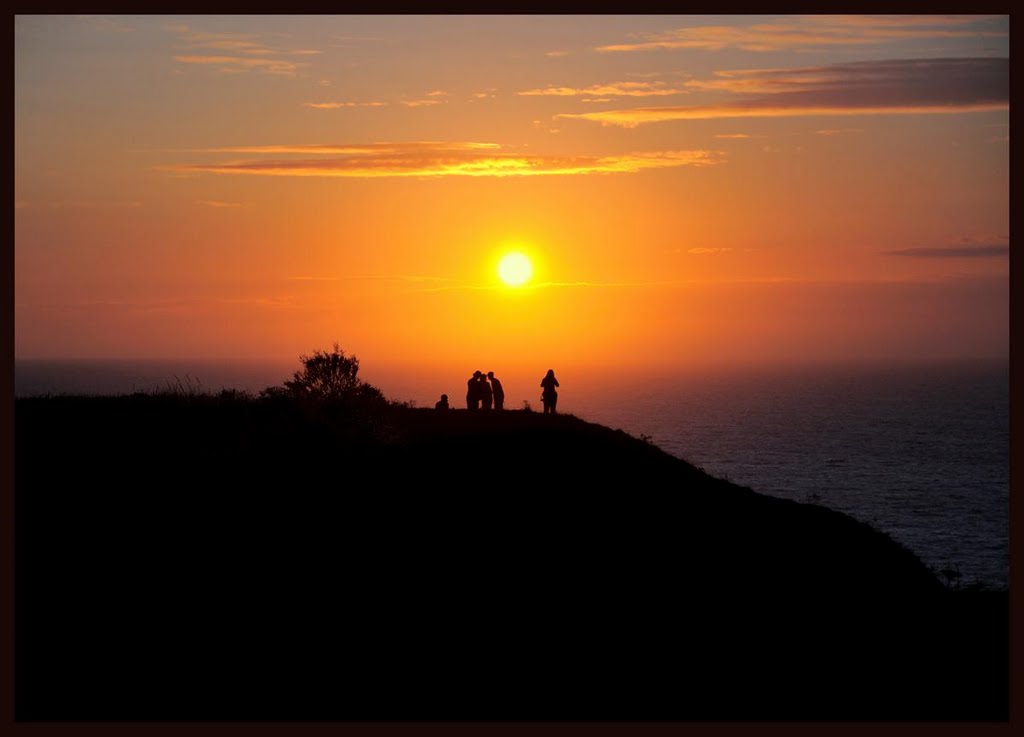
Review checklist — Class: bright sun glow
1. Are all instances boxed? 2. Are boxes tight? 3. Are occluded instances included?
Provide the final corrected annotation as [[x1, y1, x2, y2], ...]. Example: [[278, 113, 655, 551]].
[[497, 252, 533, 287]]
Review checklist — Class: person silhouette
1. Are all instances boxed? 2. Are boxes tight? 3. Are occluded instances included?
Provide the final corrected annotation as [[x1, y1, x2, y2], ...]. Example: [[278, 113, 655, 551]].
[[540, 369, 560, 415], [467, 371, 481, 410], [479, 371, 493, 410], [435, 394, 449, 410], [488, 372, 504, 410]]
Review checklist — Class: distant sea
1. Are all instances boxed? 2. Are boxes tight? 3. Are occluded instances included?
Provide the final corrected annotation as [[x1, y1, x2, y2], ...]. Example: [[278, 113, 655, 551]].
[[15, 358, 1008, 588]]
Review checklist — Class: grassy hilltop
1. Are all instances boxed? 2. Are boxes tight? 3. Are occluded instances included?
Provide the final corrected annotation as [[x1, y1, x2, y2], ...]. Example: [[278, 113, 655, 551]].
[[15, 381, 1007, 721]]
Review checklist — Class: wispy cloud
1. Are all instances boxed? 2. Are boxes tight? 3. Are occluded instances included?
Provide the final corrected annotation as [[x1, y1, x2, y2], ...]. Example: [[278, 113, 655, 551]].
[[558, 58, 1008, 127], [882, 245, 1009, 258], [815, 128, 864, 135], [713, 133, 762, 139], [688, 247, 733, 254], [288, 274, 454, 283], [196, 200, 243, 208], [519, 81, 689, 97], [681, 57, 1001, 95], [169, 24, 319, 76], [160, 141, 725, 179], [188, 142, 502, 154], [303, 101, 387, 109], [545, 50, 570, 57], [400, 99, 444, 107], [426, 90, 450, 97], [174, 55, 308, 75], [960, 234, 1008, 244], [413, 279, 696, 294], [627, 70, 691, 79], [598, 15, 1006, 53]]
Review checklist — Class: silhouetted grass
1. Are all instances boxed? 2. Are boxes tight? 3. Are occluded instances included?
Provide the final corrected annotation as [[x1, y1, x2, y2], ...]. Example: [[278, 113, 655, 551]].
[[14, 392, 1007, 721]]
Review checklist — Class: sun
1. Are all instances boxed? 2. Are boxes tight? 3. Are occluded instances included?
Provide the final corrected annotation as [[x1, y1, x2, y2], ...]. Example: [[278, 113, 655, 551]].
[[497, 252, 533, 287]]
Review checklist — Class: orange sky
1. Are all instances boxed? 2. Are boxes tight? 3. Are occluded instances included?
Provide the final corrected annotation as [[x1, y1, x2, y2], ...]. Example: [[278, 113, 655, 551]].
[[15, 15, 1009, 372]]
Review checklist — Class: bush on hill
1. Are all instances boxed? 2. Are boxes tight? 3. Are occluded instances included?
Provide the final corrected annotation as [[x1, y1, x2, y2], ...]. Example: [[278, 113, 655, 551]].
[[261, 343, 386, 409]]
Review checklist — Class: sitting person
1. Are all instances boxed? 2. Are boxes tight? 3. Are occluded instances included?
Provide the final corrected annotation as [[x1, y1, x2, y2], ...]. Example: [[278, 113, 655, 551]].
[[435, 393, 450, 410]]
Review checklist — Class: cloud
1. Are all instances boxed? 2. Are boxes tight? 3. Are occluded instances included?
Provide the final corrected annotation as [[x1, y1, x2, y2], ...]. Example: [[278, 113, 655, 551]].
[[627, 70, 691, 79], [303, 101, 387, 109], [713, 133, 762, 139], [960, 234, 1008, 244], [545, 50, 570, 57], [160, 141, 725, 179], [189, 142, 502, 154], [597, 15, 1006, 52], [413, 279, 699, 294], [682, 58, 1003, 95], [174, 54, 305, 76], [558, 58, 1008, 127], [288, 274, 454, 283], [688, 247, 733, 254], [882, 245, 1009, 258], [519, 81, 689, 97], [196, 200, 243, 208], [400, 99, 443, 107], [169, 24, 319, 76], [815, 128, 864, 135], [426, 90, 450, 97]]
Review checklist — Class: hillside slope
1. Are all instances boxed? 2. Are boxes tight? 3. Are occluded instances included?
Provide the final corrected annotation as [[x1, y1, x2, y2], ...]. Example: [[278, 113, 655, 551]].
[[15, 396, 1007, 720]]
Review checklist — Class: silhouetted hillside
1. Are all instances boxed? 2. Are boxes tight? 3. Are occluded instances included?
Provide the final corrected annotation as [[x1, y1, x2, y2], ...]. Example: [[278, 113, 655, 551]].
[[15, 394, 1007, 721]]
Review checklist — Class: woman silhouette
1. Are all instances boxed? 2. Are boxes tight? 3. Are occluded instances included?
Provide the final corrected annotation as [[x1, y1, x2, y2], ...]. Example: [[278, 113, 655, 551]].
[[540, 369, 560, 415]]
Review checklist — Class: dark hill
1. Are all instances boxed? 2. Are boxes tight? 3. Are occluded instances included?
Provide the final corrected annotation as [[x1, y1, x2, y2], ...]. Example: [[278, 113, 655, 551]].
[[15, 395, 1007, 721]]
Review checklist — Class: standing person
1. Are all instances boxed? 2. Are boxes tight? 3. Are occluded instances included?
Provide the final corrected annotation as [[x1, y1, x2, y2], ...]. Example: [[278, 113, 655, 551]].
[[540, 369, 560, 415], [488, 372, 505, 410], [467, 371, 482, 410], [479, 371, 493, 410]]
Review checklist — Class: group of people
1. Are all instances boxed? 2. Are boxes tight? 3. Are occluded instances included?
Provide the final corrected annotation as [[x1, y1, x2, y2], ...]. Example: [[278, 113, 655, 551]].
[[434, 369, 561, 415], [465, 371, 505, 410]]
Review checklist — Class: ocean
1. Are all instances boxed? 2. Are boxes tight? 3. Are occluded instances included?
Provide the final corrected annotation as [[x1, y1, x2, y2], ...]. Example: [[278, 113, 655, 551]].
[[14, 358, 1009, 588]]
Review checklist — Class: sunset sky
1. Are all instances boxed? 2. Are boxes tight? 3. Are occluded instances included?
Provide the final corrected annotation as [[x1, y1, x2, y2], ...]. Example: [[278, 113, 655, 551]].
[[15, 15, 1009, 375]]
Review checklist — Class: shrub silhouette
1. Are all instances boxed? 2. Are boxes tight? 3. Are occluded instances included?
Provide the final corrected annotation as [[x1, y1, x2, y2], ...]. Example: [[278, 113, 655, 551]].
[[269, 343, 386, 410]]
